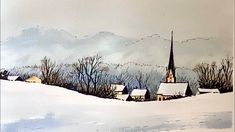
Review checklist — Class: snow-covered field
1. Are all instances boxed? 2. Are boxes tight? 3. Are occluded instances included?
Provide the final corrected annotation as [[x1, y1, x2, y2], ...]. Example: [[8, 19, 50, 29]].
[[1, 80, 234, 132]]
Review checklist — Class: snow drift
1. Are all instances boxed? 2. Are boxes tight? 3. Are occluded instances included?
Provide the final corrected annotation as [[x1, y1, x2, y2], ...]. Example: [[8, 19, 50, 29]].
[[1, 80, 234, 132]]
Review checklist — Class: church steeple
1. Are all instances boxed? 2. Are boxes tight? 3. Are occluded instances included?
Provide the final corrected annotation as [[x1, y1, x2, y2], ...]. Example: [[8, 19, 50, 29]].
[[166, 31, 176, 83]]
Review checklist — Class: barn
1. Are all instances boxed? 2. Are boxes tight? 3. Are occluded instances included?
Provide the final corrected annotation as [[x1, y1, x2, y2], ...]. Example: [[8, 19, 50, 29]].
[[157, 83, 192, 101], [26, 76, 42, 83], [130, 89, 150, 101]]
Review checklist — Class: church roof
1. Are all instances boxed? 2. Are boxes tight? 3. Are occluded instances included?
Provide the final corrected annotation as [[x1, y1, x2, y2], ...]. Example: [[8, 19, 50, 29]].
[[157, 83, 189, 96]]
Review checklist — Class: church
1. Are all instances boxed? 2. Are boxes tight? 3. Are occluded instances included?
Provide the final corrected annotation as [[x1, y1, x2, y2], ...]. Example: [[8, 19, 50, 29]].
[[157, 31, 193, 101]]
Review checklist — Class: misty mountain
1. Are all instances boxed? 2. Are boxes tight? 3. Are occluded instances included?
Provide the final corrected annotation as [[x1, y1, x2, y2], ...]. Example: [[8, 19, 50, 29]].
[[1, 27, 131, 68], [1, 27, 232, 68]]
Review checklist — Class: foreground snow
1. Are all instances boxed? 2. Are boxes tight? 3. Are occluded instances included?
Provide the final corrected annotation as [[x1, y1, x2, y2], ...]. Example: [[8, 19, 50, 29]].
[[1, 80, 234, 132]]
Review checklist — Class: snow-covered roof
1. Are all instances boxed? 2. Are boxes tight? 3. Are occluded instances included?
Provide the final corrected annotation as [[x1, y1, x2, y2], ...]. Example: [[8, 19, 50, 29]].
[[157, 83, 189, 96], [198, 88, 220, 93], [131, 89, 147, 96], [116, 94, 130, 101], [111, 84, 126, 92], [7, 76, 21, 81]]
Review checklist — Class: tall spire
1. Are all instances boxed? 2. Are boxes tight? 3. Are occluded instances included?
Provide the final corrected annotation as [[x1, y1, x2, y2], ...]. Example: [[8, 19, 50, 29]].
[[166, 31, 176, 83], [168, 31, 175, 71]]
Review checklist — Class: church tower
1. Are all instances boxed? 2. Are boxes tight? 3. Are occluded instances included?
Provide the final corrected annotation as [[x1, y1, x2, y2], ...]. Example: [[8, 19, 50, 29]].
[[166, 31, 176, 83]]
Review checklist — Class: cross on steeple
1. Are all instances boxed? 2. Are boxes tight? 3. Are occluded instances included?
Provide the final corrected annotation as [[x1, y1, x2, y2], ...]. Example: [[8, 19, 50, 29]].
[[166, 31, 176, 83]]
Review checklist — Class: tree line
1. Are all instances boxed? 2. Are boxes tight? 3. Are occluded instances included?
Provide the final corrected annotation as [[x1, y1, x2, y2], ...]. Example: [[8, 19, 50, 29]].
[[1, 55, 233, 99]]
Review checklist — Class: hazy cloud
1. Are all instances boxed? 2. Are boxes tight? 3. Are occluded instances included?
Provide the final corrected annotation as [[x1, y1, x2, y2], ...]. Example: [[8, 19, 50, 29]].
[[1, 0, 233, 41]]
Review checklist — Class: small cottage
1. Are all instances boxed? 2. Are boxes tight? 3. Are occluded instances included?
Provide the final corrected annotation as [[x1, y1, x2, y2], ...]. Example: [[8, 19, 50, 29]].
[[198, 88, 220, 94], [7, 76, 23, 81], [157, 83, 192, 101], [26, 76, 42, 83], [111, 84, 130, 101], [130, 89, 150, 101], [111, 84, 128, 95]]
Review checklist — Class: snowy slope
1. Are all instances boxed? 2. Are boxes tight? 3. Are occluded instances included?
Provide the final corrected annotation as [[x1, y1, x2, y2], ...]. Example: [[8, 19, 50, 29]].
[[1, 80, 234, 132]]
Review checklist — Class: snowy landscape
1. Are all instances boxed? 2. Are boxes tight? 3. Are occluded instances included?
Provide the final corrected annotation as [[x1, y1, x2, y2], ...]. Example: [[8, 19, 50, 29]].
[[1, 0, 234, 132], [1, 80, 233, 132]]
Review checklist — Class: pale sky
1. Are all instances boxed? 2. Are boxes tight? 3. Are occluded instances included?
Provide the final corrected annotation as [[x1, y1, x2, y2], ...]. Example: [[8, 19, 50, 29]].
[[1, 0, 234, 41]]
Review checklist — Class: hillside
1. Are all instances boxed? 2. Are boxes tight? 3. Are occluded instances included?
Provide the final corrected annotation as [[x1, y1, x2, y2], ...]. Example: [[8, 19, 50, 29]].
[[1, 27, 233, 68], [1, 80, 233, 132]]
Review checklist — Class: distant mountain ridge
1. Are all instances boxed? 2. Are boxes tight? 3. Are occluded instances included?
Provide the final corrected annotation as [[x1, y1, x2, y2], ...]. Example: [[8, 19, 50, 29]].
[[1, 27, 233, 68]]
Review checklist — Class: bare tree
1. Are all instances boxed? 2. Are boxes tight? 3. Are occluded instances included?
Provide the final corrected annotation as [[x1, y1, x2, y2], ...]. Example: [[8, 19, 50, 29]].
[[95, 73, 115, 98], [73, 55, 115, 97], [112, 68, 130, 84], [193, 56, 233, 93], [73, 55, 102, 94], [220, 56, 233, 92], [135, 71, 150, 89], [193, 62, 221, 88], [40, 56, 62, 85]]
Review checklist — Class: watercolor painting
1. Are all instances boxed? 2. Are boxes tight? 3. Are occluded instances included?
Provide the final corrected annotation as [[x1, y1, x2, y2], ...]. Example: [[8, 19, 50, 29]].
[[1, 0, 234, 132]]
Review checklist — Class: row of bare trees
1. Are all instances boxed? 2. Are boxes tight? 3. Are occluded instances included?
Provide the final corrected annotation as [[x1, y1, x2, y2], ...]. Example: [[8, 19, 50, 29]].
[[193, 56, 233, 93], [39, 55, 165, 99]]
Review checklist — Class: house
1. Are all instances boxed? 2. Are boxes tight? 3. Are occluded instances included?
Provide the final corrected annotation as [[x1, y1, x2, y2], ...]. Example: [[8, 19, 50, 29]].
[[26, 76, 42, 83], [111, 84, 128, 95], [130, 89, 150, 101], [198, 88, 220, 94], [116, 94, 132, 101], [157, 83, 192, 101], [7, 76, 23, 81], [111, 84, 130, 101]]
